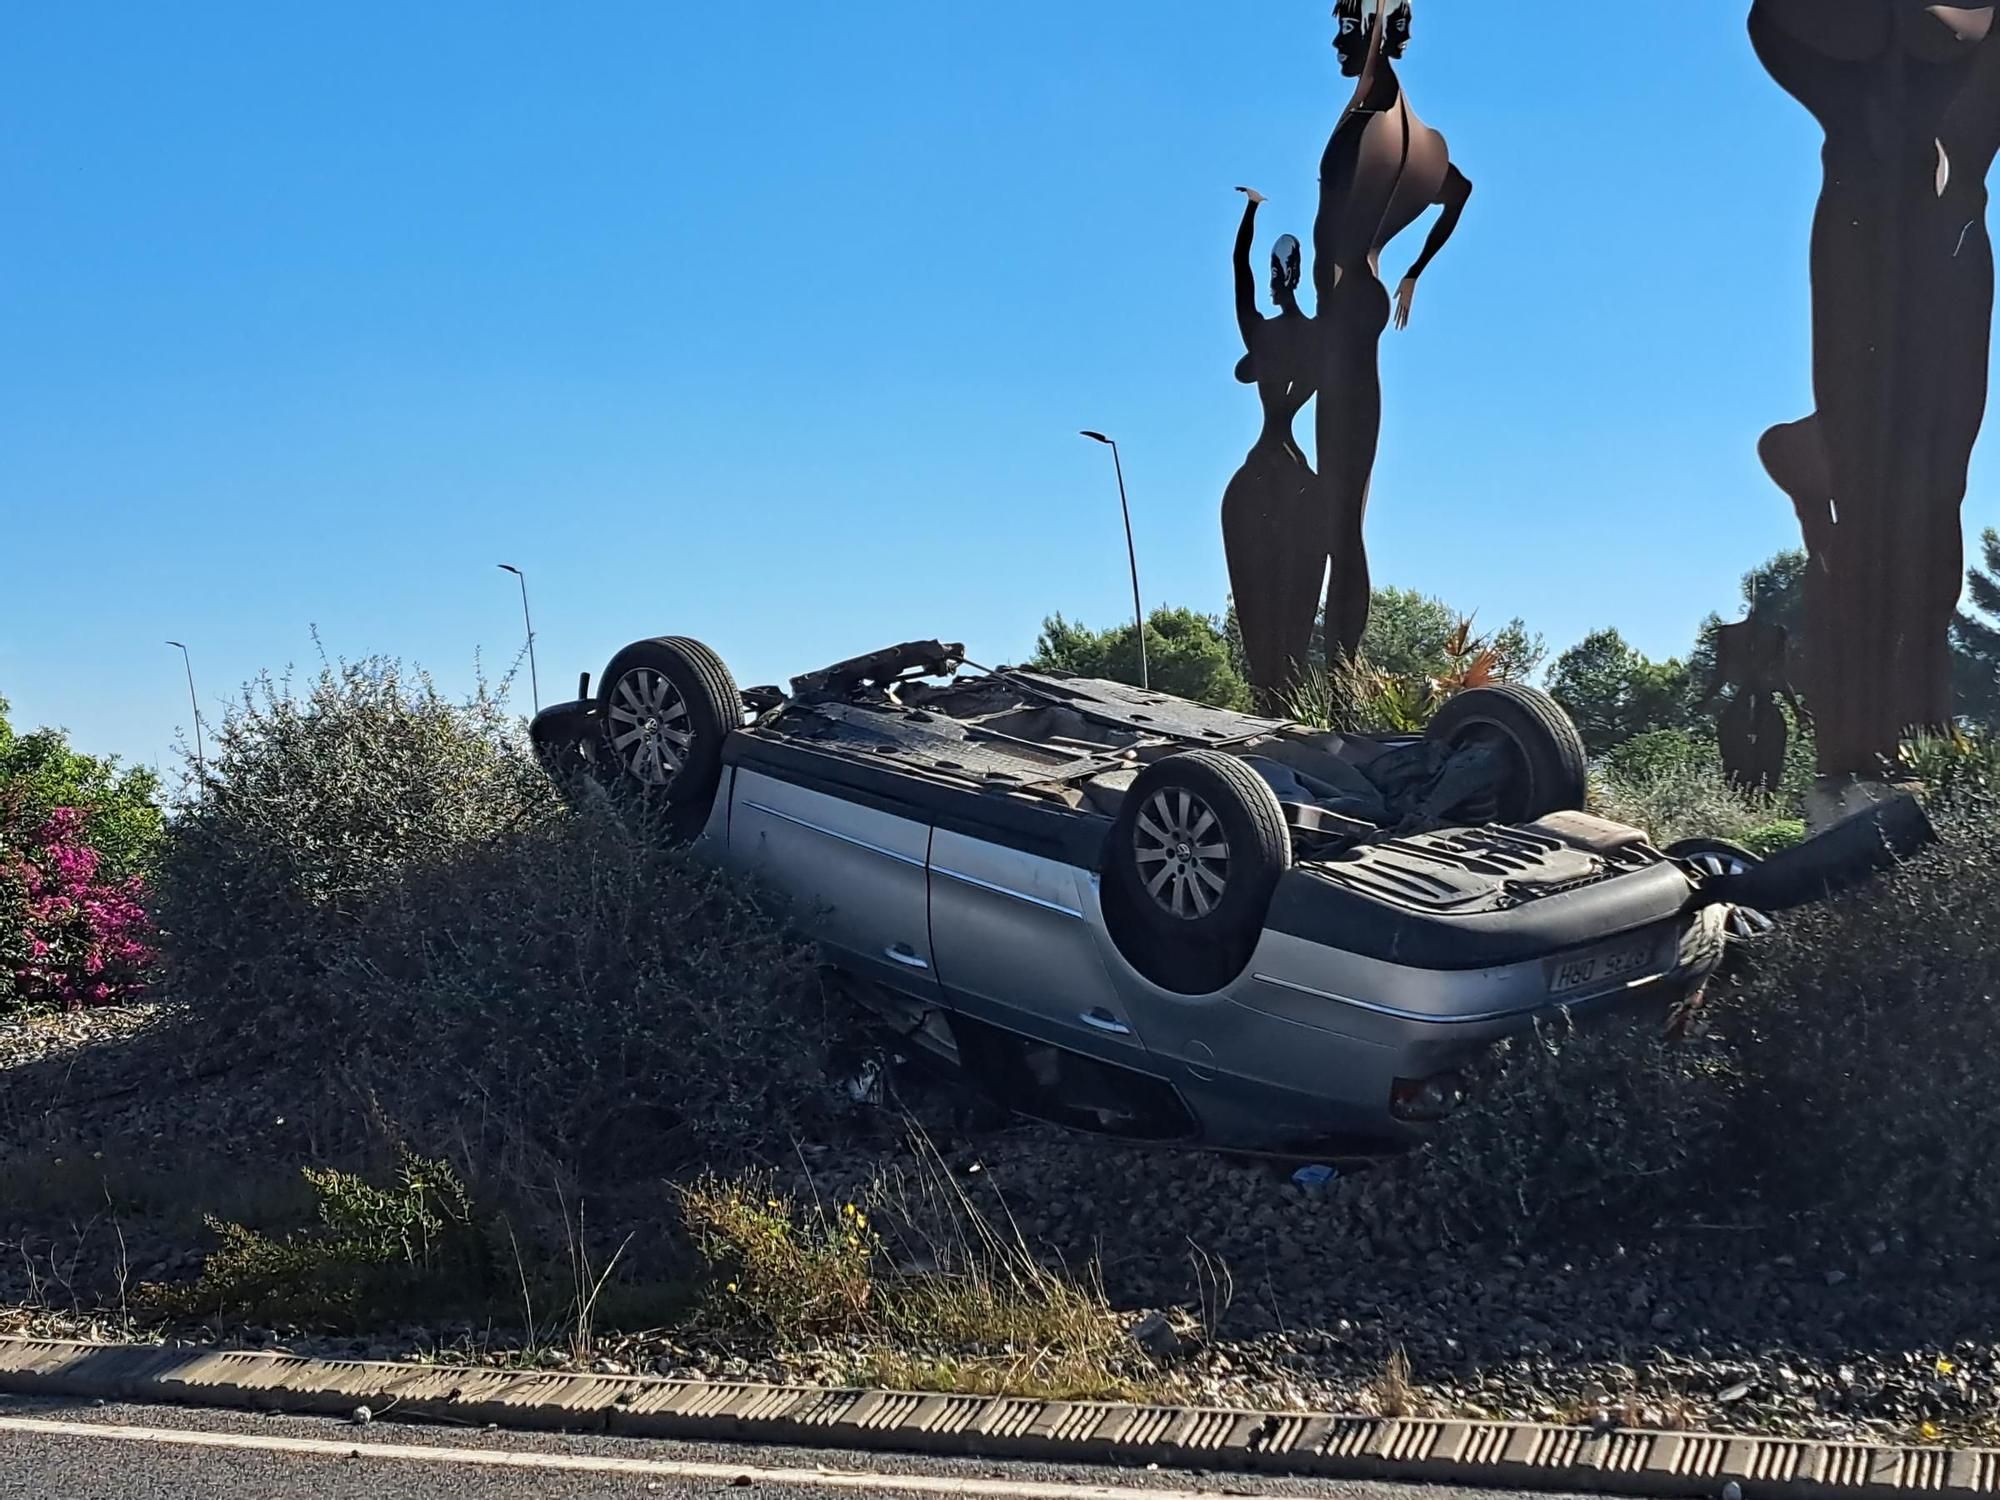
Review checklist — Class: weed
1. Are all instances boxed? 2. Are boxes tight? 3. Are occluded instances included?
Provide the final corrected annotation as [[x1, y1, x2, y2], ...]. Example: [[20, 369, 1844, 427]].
[[677, 1139, 1168, 1402], [1372, 1346, 1418, 1418], [143, 1148, 494, 1329]]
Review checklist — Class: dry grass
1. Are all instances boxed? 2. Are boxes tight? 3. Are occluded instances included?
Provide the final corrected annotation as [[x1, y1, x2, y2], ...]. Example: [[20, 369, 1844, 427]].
[[1370, 1346, 1419, 1418], [677, 1135, 1180, 1402]]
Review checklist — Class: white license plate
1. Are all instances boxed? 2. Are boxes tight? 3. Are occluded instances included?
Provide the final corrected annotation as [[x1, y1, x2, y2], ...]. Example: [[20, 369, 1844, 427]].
[[1547, 933, 1664, 999]]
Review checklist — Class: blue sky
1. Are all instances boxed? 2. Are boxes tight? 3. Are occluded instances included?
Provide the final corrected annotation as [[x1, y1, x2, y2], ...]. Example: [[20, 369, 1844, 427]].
[[6, 3, 1997, 775]]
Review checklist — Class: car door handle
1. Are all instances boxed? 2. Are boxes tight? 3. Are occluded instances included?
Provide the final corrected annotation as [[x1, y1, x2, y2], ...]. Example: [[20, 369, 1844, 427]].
[[1079, 1008, 1133, 1037], [884, 944, 931, 972]]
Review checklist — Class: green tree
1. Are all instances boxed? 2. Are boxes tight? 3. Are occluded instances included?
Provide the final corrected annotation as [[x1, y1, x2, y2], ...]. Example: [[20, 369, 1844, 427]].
[[1953, 528, 2000, 728], [1546, 628, 1692, 757], [1356, 588, 1546, 682], [0, 696, 162, 881], [1030, 607, 1252, 710], [1223, 588, 1545, 686], [1691, 544, 1999, 729]]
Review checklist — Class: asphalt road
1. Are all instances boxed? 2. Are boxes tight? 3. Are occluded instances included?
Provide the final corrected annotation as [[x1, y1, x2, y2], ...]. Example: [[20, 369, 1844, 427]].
[[0, 1395, 1547, 1500]]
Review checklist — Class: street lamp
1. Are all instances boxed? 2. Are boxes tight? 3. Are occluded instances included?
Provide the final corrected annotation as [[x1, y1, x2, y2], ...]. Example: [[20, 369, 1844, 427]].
[[164, 640, 205, 787], [1080, 431, 1150, 690], [497, 564, 539, 712]]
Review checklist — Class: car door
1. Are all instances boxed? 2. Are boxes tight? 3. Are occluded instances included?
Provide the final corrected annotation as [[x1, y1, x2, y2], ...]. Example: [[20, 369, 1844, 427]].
[[926, 828, 1147, 1058], [727, 767, 940, 998]]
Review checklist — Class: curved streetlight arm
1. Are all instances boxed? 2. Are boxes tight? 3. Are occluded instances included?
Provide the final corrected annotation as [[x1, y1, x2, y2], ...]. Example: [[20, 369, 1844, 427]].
[[1080, 432, 1149, 690], [164, 640, 206, 788], [498, 564, 540, 712]]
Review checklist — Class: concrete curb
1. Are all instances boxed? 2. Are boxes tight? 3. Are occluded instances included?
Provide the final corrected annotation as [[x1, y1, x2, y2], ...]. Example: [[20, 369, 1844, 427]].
[[0, 1337, 1990, 1497]]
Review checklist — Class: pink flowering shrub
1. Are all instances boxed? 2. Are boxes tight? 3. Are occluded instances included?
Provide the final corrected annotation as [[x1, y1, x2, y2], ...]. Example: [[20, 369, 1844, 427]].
[[0, 800, 156, 1011]]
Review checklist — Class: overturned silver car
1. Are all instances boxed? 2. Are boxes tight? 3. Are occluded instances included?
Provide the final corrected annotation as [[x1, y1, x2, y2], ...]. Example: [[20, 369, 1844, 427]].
[[531, 635, 1929, 1155]]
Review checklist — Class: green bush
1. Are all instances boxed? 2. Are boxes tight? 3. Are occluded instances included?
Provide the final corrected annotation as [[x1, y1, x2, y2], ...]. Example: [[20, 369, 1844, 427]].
[[146, 1149, 493, 1328], [1603, 728, 1711, 783], [1738, 818, 1807, 857], [1710, 798, 2000, 1254], [1589, 757, 1773, 849], [1900, 729, 2000, 805], [154, 657, 837, 1170], [1358, 1005, 1739, 1251]]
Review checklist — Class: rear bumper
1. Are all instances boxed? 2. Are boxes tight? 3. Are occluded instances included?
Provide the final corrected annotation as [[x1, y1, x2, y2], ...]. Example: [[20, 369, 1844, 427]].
[[1180, 906, 1724, 1154], [1267, 857, 1700, 971]]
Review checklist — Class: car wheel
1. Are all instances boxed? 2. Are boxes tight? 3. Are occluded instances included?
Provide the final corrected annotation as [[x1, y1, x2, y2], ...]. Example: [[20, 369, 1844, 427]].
[[597, 637, 742, 807], [1101, 750, 1292, 996], [1667, 837, 1777, 941], [1425, 683, 1588, 823]]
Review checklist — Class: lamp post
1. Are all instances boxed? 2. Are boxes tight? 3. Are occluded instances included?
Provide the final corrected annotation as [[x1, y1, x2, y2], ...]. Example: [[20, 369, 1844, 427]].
[[498, 563, 539, 712], [1079, 431, 1150, 691], [164, 640, 205, 787]]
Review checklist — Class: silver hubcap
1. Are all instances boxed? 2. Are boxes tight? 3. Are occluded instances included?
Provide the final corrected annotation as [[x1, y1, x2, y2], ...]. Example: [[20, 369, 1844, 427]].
[[607, 668, 694, 787], [1133, 788, 1231, 920], [1685, 849, 1776, 940]]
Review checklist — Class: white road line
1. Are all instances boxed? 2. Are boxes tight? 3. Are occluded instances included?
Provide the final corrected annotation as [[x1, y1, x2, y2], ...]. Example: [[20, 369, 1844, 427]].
[[0, 1414, 1231, 1497]]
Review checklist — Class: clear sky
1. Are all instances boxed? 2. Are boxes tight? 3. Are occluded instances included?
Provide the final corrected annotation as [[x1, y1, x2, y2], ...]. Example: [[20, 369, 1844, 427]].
[[6, 3, 1998, 776]]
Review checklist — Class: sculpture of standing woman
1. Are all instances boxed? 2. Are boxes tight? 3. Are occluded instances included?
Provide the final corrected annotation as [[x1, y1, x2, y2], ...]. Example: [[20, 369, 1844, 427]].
[[1222, 187, 1320, 709], [1697, 616, 1809, 796], [1314, 0, 1471, 659], [1751, 1, 2000, 790]]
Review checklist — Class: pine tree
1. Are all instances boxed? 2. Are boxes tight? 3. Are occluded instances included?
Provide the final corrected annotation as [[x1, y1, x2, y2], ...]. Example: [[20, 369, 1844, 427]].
[[1953, 528, 2000, 727]]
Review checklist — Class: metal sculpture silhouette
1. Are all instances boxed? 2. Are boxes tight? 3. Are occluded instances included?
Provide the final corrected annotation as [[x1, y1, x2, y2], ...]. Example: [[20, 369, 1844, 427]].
[[1698, 616, 1809, 797], [1752, 1, 2000, 781], [1313, 0, 1471, 661], [1223, 188, 1320, 708]]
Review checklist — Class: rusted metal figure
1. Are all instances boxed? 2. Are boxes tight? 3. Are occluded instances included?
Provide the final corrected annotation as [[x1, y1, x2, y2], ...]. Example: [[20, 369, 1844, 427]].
[[1223, 187, 1320, 709], [1752, 1, 2000, 779], [1313, 0, 1471, 661], [1698, 616, 1809, 797]]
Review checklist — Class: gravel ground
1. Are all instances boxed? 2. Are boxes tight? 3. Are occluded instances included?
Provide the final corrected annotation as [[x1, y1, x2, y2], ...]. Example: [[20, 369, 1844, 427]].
[[3, 1005, 1996, 1448]]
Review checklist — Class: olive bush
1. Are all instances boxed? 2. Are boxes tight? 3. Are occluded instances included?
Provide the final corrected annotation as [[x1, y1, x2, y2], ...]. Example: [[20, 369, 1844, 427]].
[[153, 658, 838, 1171]]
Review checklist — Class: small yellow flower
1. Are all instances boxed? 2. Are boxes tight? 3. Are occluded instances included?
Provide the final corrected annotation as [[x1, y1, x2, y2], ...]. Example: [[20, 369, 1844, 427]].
[[1938, 1357, 1957, 1376], [1921, 1421, 1942, 1441], [726, 1282, 738, 1294]]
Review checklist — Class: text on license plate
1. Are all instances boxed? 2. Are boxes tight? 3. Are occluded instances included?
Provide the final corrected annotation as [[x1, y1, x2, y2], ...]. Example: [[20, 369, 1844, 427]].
[[1547, 934, 1664, 999]]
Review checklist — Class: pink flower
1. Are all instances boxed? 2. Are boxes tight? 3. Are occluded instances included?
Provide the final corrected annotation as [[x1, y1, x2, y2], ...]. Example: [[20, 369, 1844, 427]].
[[4, 803, 156, 1009]]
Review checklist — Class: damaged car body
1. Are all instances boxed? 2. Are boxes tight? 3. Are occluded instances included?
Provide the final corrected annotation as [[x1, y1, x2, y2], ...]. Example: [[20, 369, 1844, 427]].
[[530, 634, 1933, 1156]]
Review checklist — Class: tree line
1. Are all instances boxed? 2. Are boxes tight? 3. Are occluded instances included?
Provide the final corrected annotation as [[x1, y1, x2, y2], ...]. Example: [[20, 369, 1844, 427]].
[[1029, 531, 2000, 759]]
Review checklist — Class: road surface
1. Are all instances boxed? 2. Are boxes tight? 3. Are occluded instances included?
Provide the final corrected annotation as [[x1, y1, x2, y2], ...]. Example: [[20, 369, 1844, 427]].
[[0, 1394, 1545, 1500]]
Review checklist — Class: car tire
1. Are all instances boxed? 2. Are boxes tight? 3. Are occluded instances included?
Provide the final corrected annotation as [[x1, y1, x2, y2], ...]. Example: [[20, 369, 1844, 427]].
[[1666, 837, 1777, 942], [597, 637, 742, 808], [1101, 750, 1292, 996], [1425, 683, 1588, 823]]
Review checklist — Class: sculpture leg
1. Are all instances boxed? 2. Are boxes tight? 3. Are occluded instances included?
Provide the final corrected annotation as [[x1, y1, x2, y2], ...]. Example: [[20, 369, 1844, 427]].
[[1718, 692, 1759, 793], [1791, 173, 1899, 778], [1758, 414, 1844, 759], [1791, 181, 1988, 774], [1748, 693, 1789, 798], [1224, 445, 1323, 710], [1318, 280, 1390, 661], [1897, 210, 1990, 731]]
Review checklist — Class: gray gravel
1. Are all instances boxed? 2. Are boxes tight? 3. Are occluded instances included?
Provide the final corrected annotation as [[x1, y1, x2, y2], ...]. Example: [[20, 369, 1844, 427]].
[[4, 1005, 1997, 1449]]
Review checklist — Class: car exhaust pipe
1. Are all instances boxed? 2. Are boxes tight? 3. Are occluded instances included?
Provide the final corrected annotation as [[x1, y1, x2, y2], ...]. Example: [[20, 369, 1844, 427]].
[[1686, 791, 1937, 916]]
